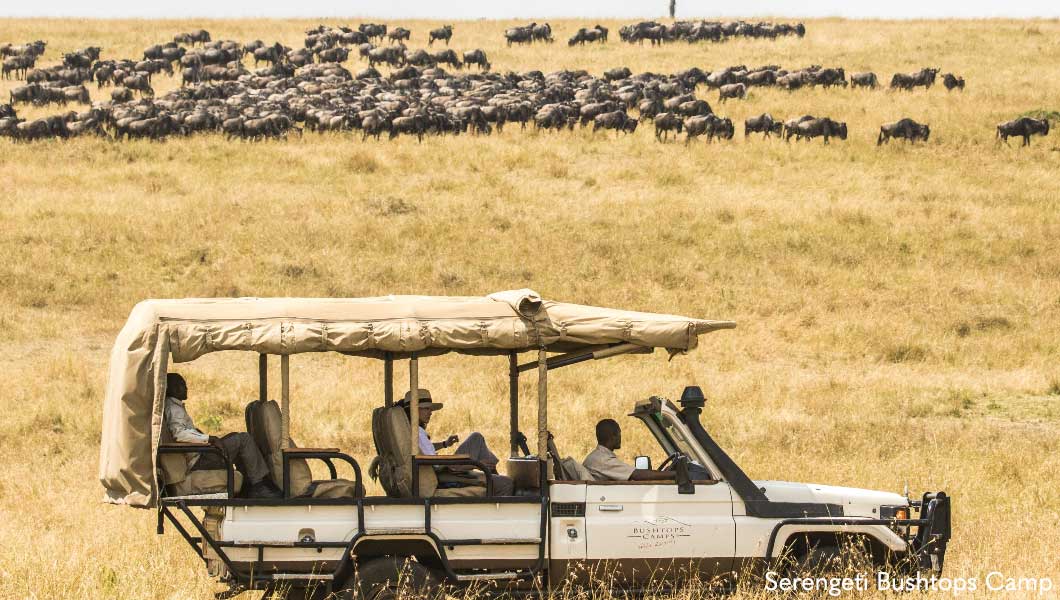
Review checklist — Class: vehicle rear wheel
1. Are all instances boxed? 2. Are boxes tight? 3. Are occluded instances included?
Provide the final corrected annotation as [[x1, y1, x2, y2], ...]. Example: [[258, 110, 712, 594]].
[[354, 557, 444, 600]]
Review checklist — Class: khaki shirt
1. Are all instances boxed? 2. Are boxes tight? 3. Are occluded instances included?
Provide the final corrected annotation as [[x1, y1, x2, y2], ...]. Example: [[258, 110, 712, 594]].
[[583, 445, 635, 481]]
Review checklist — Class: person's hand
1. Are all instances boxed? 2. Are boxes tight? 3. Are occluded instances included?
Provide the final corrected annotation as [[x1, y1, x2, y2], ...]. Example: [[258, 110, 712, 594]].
[[444, 434, 460, 448], [208, 435, 224, 449]]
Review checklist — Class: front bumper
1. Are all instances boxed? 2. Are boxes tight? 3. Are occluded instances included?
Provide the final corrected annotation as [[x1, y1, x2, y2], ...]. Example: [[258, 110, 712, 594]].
[[905, 491, 951, 573]]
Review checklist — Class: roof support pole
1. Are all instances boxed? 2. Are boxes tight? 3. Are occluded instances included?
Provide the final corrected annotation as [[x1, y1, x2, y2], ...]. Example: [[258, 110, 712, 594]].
[[509, 351, 519, 457], [280, 354, 290, 449], [258, 353, 268, 402], [383, 352, 394, 407], [536, 348, 547, 462], [409, 352, 419, 467]]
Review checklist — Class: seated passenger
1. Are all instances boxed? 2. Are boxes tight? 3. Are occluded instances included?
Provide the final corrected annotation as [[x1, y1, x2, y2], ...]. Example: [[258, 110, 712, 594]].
[[400, 389, 514, 495], [583, 419, 676, 482], [164, 373, 281, 498]]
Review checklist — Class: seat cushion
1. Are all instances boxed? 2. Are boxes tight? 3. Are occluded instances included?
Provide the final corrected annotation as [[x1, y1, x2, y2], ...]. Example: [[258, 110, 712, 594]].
[[171, 470, 244, 497], [309, 479, 361, 499]]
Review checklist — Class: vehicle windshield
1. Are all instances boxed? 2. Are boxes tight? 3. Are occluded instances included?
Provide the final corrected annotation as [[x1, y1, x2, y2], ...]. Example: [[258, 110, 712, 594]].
[[654, 412, 712, 477]]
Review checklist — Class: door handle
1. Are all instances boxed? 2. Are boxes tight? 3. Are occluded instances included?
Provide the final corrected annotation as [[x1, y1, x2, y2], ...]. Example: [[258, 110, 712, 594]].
[[598, 504, 624, 512]]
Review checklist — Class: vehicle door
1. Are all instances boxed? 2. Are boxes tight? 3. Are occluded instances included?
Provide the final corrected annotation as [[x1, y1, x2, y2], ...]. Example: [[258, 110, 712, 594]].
[[583, 480, 736, 584]]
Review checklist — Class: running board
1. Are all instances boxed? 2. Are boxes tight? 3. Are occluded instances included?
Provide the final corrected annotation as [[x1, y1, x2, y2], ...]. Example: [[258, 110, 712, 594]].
[[454, 571, 526, 582], [271, 573, 334, 581]]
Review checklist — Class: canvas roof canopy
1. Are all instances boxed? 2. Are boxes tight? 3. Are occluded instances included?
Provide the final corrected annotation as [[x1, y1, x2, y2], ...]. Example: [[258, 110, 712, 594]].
[[99, 289, 735, 507]]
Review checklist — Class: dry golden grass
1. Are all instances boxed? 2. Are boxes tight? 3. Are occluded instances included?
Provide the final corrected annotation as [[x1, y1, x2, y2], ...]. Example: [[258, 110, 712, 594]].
[[1, 17, 1059, 600]]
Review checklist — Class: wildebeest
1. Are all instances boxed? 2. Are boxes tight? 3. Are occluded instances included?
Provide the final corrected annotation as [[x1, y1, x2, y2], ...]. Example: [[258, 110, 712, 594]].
[[174, 30, 211, 46], [789, 117, 847, 143], [428, 25, 453, 46], [996, 117, 1050, 146], [359, 24, 388, 41], [718, 83, 746, 102], [685, 114, 733, 143], [432, 49, 460, 69], [744, 113, 783, 138], [878, 118, 930, 145], [123, 74, 154, 97], [942, 73, 965, 91], [592, 110, 636, 135], [850, 72, 878, 89], [505, 26, 533, 46], [388, 27, 412, 42], [890, 68, 939, 90], [110, 86, 133, 102], [654, 112, 683, 141], [462, 49, 490, 71], [568, 25, 608, 46]]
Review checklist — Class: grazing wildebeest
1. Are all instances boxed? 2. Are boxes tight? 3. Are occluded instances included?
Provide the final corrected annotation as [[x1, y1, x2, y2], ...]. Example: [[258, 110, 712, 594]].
[[569, 26, 607, 46], [890, 68, 939, 90], [718, 83, 746, 102], [462, 49, 490, 71], [428, 25, 453, 46], [996, 117, 1050, 146], [431, 49, 460, 69], [744, 113, 783, 138], [789, 117, 847, 143], [388, 27, 412, 42], [850, 72, 878, 89], [878, 118, 930, 145], [942, 73, 965, 91], [654, 112, 683, 141], [782, 115, 815, 139], [603, 67, 632, 82]]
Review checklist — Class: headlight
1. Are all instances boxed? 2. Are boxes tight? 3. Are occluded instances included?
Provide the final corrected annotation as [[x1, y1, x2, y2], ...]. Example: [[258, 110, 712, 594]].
[[880, 505, 909, 520]]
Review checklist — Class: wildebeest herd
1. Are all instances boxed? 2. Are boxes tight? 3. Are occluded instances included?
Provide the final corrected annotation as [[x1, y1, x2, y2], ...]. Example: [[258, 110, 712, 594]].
[[619, 20, 805, 44], [0, 24, 1053, 147]]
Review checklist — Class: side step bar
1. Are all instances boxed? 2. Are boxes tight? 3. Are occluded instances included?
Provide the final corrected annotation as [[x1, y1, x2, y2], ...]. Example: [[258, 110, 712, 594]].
[[454, 571, 524, 582]]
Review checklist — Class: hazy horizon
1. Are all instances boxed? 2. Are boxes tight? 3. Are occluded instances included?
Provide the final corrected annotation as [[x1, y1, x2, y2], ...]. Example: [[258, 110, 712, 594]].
[[3, 0, 1059, 19]]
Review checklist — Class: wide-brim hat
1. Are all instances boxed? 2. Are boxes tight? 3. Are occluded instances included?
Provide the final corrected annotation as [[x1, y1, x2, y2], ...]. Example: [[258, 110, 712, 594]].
[[399, 388, 443, 410]]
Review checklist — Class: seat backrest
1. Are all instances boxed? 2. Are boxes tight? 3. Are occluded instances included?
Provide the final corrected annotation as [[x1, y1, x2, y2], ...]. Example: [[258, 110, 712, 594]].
[[371, 405, 438, 497], [157, 424, 189, 488], [245, 399, 313, 496]]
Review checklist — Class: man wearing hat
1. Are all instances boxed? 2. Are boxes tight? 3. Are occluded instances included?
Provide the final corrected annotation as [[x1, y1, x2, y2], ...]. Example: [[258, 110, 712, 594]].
[[401, 389, 514, 495]]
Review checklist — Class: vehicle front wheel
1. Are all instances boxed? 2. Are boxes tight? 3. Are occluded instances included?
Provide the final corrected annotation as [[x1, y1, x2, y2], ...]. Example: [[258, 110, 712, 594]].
[[353, 557, 444, 600]]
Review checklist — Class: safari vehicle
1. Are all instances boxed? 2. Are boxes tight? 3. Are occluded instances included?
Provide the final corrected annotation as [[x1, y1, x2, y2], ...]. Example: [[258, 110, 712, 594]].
[[99, 291, 951, 598]]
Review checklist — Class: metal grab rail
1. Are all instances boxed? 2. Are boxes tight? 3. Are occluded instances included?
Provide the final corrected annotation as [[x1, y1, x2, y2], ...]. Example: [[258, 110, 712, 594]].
[[158, 443, 236, 499], [280, 449, 364, 498]]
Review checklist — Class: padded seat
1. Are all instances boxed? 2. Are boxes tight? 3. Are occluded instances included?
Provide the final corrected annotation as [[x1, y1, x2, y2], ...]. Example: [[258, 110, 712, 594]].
[[158, 430, 243, 497], [246, 400, 361, 499], [370, 405, 486, 498]]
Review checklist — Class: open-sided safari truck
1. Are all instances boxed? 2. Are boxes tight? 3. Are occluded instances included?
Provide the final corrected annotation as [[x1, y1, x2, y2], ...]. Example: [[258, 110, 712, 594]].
[[99, 290, 951, 598]]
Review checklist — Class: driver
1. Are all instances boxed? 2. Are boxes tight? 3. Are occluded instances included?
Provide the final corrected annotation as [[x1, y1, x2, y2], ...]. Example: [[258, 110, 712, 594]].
[[583, 419, 676, 481]]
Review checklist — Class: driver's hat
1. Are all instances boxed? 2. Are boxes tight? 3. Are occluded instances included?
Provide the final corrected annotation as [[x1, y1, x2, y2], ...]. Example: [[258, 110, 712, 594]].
[[399, 388, 444, 411]]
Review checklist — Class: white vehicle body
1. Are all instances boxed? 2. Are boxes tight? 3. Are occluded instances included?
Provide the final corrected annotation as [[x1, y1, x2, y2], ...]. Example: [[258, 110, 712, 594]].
[[192, 398, 948, 591]]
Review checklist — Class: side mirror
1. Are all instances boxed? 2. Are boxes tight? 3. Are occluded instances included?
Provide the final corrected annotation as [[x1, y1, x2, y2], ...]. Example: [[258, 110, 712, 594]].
[[634, 456, 652, 471], [675, 456, 695, 495]]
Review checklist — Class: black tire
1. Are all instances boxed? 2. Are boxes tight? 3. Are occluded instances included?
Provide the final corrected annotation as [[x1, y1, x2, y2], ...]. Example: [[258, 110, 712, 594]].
[[354, 557, 444, 600]]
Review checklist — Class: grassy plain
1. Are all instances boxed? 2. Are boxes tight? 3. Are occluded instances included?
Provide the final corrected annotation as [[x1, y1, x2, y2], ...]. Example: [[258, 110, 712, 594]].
[[1, 16, 1059, 600]]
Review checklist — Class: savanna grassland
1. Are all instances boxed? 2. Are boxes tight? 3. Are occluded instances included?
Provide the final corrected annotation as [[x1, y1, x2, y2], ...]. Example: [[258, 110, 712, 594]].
[[1, 16, 1059, 600]]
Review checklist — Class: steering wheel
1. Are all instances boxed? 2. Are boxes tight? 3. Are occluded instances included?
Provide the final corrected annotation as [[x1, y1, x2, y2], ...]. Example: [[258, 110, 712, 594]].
[[657, 451, 685, 472]]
